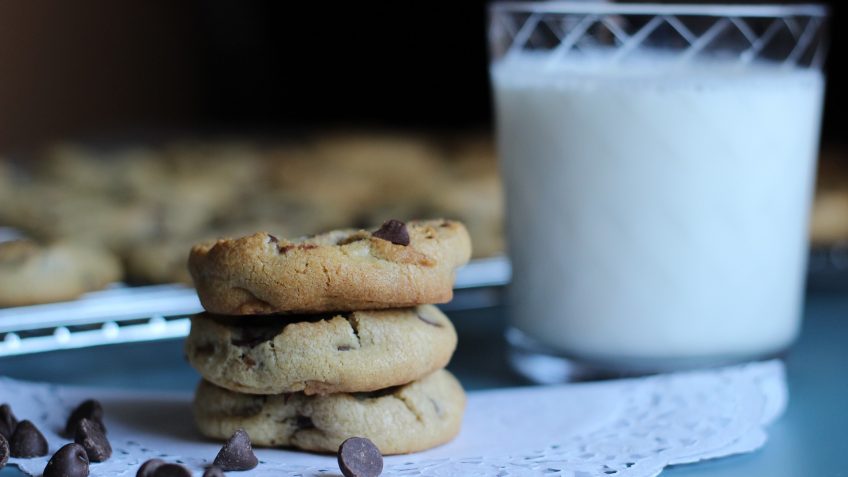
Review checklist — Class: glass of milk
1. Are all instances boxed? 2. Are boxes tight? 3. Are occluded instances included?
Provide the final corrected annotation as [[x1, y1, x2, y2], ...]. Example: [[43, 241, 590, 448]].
[[489, 2, 828, 381]]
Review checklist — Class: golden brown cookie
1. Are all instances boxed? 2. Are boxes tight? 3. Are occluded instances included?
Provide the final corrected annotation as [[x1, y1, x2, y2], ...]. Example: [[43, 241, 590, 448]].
[[188, 219, 472, 315], [193, 369, 465, 455], [185, 305, 457, 395]]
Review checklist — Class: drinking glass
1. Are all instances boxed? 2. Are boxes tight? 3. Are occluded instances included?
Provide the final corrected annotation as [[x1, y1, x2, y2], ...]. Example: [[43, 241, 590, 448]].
[[488, 2, 828, 382]]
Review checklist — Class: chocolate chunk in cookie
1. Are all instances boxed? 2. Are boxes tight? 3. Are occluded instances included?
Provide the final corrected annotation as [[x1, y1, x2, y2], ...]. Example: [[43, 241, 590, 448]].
[[372, 219, 410, 246]]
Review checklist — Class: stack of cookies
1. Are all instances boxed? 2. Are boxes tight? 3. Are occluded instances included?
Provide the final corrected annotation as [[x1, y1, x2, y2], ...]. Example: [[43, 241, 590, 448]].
[[184, 219, 472, 455]]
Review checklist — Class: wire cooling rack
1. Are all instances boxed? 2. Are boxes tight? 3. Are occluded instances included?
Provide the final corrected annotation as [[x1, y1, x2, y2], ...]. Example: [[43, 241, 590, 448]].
[[0, 257, 511, 357]]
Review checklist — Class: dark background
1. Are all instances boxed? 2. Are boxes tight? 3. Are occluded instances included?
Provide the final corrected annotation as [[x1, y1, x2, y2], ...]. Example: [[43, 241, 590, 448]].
[[0, 1, 842, 152]]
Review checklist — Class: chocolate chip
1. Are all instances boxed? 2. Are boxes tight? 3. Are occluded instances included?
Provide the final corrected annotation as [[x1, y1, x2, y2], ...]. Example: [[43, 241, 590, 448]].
[[43, 443, 89, 477], [417, 312, 443, 328], [0, 434, 8, 470], [225, 313, 338, 348], [152, 463, 192, 477], [213, 428, 258, 471], [65, 400, 106, 437], [267, 234, 279, 244], [0, 404, 17, 440], [337, 437, 383, 477], [278, 243, 318, 254], [372, 219, 410, 246], [337, 345, 353, 351], [230, 325, 283, 348], [74, 417, 112, 462], [295, 415, 314, 430], [203, 466, 226, 477], [137, 458, 166, 477], [9, 420, 49, 457]]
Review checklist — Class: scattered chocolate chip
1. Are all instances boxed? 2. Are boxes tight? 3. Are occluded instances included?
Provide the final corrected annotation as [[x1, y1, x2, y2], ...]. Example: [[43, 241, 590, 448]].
[[213, 428, 258, 471], [203, 466, 226, 477], [267, 234, 279, 244], [74, 417, 112, 462], [417, 312, 443, 328], [295, 415, 315, 430], [65, 400, 106, 437], [0, 434, 9, 470], [9, 420, 49, 458], [152, 463, 192, 477], [43, 443, 89, 477], [0, 404, 17, 440], [337, 437, 383, 477], [337, 345, 353, 351], [372, 219, 410, 246], [137, 458, 166, 477]]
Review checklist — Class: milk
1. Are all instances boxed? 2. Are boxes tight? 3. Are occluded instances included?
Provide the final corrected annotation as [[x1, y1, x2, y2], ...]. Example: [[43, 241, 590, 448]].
[[492, 54, 825, 369]]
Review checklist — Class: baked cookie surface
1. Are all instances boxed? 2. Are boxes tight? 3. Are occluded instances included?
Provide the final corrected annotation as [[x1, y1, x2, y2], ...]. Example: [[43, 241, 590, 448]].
[[185, 305, 457, 395], [0, 240, 121, 307], [193, 369, 465, 455], [188, 219, 471, 315]]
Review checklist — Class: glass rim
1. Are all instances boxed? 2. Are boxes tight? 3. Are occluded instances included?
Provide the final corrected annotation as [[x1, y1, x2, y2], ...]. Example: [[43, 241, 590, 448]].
[[488, 2, 828, 18]]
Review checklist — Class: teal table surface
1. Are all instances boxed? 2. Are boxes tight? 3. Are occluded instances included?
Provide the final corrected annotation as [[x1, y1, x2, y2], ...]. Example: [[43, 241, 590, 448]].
[[1, 290, 846, 476]]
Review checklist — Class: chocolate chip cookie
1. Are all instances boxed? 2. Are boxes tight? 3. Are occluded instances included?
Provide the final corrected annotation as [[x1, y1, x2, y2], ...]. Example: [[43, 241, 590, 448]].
[[193, 369, 465, 455], [186, 305, 457, 395], [188, 219, 472, 315], [0, 240, 121, 307]]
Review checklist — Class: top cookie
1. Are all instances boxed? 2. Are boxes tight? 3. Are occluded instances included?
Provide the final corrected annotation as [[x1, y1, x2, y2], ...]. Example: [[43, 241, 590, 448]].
[[188, 219, 472, 315]]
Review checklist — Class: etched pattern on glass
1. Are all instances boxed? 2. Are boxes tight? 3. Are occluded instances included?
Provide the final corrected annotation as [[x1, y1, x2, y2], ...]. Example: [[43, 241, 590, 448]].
[[490, 6, 827, 68]]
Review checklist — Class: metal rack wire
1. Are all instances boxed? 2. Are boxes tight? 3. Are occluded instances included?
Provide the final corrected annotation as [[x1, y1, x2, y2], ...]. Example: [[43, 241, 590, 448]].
[[0, 257, 511, 357]]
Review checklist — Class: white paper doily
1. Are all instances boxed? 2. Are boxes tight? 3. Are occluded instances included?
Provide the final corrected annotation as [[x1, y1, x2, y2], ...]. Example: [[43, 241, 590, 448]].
[[1, 360, 786, 477]]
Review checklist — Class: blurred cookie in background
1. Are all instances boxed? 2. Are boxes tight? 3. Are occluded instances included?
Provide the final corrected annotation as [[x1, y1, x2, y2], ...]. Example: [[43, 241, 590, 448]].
[[124, 219, 294, 285], [435, 135, 504, 258], [0, 183, 160, 254], [0, 239, 121, 307], [1, 133, 509, 302], [270, 133, 445, 213], [811, 147, 848, 246], [39, 144, 169, 197]]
